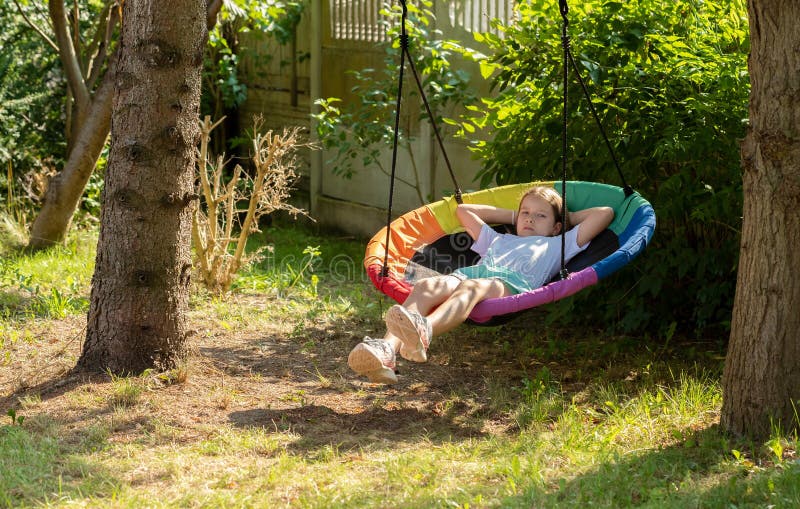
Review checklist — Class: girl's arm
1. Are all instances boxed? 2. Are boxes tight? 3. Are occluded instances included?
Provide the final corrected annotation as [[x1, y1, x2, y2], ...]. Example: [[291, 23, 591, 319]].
[[568, 207, 614, 247], [456, 204, 514, 240]]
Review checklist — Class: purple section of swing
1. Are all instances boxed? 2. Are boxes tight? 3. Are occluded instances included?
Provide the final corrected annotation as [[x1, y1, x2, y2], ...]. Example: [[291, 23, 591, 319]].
[[468, 267, 599, 324]]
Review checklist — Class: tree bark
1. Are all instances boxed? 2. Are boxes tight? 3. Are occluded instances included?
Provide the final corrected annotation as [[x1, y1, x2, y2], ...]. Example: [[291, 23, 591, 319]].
[[721, 0, 800, 439], [78, 0, 207, 373], [27, 1, 218, 250]]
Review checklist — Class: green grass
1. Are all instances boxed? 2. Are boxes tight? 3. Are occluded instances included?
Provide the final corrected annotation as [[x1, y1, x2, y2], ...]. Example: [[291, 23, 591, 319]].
[[2, 378, 798, 508], [0, 228, 95, 321], [1, 221, 798, 508]]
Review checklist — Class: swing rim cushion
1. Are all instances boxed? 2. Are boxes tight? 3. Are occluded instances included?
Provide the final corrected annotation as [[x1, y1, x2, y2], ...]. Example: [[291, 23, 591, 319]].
[[364, 181, 656, 323]]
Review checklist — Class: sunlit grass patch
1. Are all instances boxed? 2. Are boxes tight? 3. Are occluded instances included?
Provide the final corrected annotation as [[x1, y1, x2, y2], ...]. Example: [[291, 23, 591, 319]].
[[0, 230, 95, 320], [0, 420, 121, 506], [0, 211, 27, 254], [3, 369, 799, 508], [109, 373, 146, 409]]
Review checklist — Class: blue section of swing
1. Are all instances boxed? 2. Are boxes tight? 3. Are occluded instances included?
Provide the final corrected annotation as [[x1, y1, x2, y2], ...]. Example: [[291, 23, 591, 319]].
[[593, 202, 656, 280]]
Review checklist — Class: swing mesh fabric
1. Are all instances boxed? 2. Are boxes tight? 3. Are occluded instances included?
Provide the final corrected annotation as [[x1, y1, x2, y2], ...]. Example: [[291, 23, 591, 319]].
[[364, 181, 656, 324]]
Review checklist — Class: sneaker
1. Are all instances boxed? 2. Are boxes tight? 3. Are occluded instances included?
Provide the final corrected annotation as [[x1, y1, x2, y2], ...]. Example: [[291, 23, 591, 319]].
[[385, 305, 431, 363], [347, 337, 398, 384]]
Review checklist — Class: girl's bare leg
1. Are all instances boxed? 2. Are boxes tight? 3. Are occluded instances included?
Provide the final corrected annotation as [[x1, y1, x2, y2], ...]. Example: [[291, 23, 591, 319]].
[[425, 278, 509, 335], [402, 275, 461, 316], [381, 275, 459, 352]]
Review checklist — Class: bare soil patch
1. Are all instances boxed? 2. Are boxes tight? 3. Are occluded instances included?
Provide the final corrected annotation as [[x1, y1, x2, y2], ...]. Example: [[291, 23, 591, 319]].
[[1, 294, 557, 453]]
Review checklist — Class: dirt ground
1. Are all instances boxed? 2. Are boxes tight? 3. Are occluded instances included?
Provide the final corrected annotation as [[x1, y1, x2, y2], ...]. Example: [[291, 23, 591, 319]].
[[0, 294, 560, 451]]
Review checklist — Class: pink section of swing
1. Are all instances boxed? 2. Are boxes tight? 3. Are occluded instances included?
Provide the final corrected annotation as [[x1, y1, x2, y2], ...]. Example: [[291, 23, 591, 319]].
[[468, 267, 599, 323]]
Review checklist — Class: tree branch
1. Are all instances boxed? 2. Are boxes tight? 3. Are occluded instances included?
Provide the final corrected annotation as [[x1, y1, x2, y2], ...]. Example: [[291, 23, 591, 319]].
[[207, 0, 223, 30], [87, 2, 119, 90], [72, 0, 81, 69], [49, 0, 90, 108], [12, 0, 59, 51], [84, 3, 112, 75]]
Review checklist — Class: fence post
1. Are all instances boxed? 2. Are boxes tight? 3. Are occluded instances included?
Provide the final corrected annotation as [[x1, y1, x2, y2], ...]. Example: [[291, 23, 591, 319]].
[[310, 0, 323, 214]]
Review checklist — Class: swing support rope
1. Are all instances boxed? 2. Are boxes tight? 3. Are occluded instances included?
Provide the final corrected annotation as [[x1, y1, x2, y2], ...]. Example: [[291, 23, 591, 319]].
[[381, 0, 463, 277], [558, 0, 570, 280], [557, 0, 633, 278], [381, 0, 634, 280]]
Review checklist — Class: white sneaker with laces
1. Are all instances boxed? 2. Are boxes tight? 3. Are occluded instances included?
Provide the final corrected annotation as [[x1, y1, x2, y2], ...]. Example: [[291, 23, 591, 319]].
[[347, 337, 398, 384], [385, 305, 431, 363]]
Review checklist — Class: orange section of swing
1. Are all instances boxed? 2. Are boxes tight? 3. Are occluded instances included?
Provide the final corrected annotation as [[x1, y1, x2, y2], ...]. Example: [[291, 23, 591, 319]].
[[364, 206, 445, 277]]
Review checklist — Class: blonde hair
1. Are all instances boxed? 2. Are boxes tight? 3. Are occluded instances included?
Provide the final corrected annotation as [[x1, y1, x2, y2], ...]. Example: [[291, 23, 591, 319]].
[[520, 185, 563, 216]]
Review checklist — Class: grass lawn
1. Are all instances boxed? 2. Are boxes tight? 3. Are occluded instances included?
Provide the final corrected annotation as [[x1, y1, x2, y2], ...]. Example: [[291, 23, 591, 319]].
[[0, 221, 798, 508]]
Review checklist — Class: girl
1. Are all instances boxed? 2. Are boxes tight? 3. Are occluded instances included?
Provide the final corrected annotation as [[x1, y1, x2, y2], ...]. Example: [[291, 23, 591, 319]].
[[348, 186, 614, 383]]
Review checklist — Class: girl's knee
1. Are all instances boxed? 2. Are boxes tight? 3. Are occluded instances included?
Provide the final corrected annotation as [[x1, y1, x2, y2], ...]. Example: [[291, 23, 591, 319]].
[[455, 278, 485, 294], [455, 278, 506, 297], [415, 275, 457, 296]]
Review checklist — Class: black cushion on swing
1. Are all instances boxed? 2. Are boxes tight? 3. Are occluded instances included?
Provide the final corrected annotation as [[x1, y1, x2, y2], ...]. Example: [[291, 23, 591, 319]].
[[406, 226, 620, 285]]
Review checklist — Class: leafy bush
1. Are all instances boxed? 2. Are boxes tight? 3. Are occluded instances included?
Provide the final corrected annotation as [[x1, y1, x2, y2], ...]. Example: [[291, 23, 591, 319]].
[[0, 3, 66, 216], [201, 0, 309, 154], [458, 0, 748, 336]]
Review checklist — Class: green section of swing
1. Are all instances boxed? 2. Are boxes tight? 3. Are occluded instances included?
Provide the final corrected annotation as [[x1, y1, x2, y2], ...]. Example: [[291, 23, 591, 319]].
[[554, 181, 649, 236]]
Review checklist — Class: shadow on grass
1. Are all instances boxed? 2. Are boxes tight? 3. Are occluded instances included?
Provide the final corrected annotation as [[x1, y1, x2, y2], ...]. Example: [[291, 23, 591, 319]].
[[229, 399, 490, 451], [0, 368, 89, 410], [213, 325, 500, 452]]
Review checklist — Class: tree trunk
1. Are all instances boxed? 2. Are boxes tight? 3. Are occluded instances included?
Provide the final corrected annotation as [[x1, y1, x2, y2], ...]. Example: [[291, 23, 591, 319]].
[[78, 0, 206, 373], [27, 65, 115, 250], [721, 0, 800, 439]]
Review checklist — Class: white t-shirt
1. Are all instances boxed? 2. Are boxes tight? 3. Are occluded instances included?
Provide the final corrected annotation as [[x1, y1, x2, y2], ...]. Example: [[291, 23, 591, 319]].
[[465, 223, 588, 292]]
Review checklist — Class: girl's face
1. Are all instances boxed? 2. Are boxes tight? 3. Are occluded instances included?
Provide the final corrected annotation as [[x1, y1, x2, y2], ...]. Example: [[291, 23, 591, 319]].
[[516, 194, 562, 237]]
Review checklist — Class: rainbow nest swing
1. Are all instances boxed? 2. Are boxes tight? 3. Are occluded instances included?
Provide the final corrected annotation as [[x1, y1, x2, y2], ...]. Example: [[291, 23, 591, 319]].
[[364, 0, 656, 325]]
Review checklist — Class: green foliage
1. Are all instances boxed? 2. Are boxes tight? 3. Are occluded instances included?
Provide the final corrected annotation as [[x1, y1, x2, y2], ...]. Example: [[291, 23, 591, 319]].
[[79, 146, 107, 220], [0, 2, 66, 214], [250, 0, 307, 45], [313, 0, 476, 188], [458, 0, 748, 335], [6, 408, 24, 426], [233, 244, 322, 298], [203, 27, 249, 118], [202, 0, 309, 152]]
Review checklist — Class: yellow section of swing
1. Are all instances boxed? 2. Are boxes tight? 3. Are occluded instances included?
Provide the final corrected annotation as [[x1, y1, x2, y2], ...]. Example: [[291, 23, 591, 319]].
[[426, 181, 553, 234]]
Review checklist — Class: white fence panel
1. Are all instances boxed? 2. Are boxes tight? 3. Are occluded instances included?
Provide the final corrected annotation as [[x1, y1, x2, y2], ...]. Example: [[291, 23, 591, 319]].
[[329, 0, 514, 42]]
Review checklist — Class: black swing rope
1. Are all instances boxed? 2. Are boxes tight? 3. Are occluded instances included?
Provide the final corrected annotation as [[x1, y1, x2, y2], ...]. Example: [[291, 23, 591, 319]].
[[381, 0, 463, 277], [557, 0, 633, 278], [382, 0, 633, 281], [558, 0, 570, 280]]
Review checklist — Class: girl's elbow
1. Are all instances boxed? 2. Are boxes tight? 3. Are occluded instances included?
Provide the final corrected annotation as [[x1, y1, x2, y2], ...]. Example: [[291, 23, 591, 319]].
[[456, 204, 472, 225], [602, 207, 614, 225]]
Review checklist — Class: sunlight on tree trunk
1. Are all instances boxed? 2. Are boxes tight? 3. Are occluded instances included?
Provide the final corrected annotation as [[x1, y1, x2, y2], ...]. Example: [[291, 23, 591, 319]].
[[721, 0, 800, 439], [79, 0, 207, 374], [27, 70, 114, 250], [25, 0, 221, 251]]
